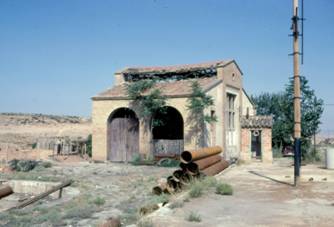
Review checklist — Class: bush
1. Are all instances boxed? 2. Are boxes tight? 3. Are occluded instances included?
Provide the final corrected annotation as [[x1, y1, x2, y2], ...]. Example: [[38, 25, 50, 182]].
[[303, 150, 321, 163], [131, 154, 142, 165], [216, 183, 233, 195], [8, 159, 38, 172], [186, 211, 201, 222], [188, 181, 203, 198], [86, 134, 92, 157], [157, 158, 180, 167], [92, 196, 105, 206], [169, 200, 184, 209]]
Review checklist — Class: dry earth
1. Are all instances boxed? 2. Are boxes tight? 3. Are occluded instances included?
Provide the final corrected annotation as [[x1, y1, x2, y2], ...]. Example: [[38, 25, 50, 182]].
[[145, 159, 334, 227], [0, 113, 91, 160], [1, 113, 334, 227]]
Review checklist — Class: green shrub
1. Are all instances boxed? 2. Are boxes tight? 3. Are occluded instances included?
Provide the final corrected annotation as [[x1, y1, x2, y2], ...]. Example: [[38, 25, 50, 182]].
[[157, 158, 180, 167], [86, 134, 92, 157], [186, 211, 201, 222], [92, 196, 105, 206], [32, 143, 37, 149], [215, 183, 233, 195], [131, 153, 142, 165], [8, 159, 38, 172], [188, 181, 203, 198], [169, 200, 184, 209]]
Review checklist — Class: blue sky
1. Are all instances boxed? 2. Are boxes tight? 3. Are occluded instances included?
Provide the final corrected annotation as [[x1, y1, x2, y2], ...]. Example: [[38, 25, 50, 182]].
[[0, 0, 333, 132]]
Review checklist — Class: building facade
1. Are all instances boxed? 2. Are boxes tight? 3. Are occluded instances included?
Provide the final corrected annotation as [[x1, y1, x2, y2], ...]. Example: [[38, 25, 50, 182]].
[[92, 60, 272, 163]]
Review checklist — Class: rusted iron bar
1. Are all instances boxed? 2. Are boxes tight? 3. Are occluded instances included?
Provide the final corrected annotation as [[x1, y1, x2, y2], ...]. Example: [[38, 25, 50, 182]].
[[0, 185, 13, 199], [10, 179, 72, 210], [181, 146, 222, 163], [201, 160, 229, 176]]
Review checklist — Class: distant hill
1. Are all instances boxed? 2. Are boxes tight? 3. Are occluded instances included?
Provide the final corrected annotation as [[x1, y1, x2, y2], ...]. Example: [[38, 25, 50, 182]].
[[0, 113, 91, 126]]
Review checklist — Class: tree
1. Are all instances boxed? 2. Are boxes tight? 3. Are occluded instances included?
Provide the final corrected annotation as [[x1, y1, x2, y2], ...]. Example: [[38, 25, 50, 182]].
[[252, 76, 324, 157], [126, 79, 167, 127], [186, 81, 217, 147]]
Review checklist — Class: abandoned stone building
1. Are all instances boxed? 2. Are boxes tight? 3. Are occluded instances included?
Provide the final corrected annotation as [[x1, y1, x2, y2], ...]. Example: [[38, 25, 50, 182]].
[[92, 60, 273, 163]]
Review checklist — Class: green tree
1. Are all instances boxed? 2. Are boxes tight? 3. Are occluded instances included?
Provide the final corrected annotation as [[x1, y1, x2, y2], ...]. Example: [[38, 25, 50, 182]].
[[186, 81, 217, 147], [252, 76, 324, 158]]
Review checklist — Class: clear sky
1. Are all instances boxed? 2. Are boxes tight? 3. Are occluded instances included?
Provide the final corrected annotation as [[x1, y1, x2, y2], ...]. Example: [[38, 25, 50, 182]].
[[0, 0, 333, 133]]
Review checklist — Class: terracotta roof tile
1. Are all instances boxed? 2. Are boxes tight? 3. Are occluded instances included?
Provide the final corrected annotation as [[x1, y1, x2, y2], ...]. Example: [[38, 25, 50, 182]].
[[93, 77, 222, 100]]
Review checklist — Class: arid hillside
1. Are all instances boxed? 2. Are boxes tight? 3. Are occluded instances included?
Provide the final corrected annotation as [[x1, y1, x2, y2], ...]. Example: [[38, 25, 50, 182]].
[[0, 113, 91, 155]]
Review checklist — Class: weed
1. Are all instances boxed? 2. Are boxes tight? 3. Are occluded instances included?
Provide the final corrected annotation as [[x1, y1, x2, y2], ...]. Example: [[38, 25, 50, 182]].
[[188, 181, 203, 198], [157, 158, 180, 167], [92, 196, 106, 206], [131, 153, 142, 165], [169, 200, 184, 209], [138, 218, 154, 227], [186, 211, 202, 222], [216, 182, 233, 195]]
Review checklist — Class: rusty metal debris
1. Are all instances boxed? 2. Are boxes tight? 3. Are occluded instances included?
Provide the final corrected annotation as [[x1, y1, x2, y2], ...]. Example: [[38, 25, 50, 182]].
[[9, 179, 73, 210], [180, 146, 222, 163], [0, 185, 13, 199], [152, 146, 229, 195], [202, 159, 229, 176]]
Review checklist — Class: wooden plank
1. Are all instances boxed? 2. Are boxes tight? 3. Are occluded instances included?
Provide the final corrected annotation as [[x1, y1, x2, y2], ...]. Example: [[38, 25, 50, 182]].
[[9, 180, 72, 210]]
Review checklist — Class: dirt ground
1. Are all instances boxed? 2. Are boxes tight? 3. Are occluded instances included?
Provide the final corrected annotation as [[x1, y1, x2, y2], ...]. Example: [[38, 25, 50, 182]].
[[0, 159, 175, 226], [146, 159, 334, 227]]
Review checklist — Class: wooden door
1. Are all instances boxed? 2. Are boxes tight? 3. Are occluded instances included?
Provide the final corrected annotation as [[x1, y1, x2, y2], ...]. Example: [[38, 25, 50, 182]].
[[108, 118, 139, 162]]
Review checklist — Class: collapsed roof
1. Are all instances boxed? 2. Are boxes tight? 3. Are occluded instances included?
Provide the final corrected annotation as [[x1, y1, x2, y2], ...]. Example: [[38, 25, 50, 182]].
[[92, 77, 222, 100], [117, 60, 237, 81]]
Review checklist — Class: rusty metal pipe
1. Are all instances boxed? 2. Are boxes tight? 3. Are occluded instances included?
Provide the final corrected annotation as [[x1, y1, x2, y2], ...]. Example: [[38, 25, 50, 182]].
[[186, 162, 199, 175], [172, 169, 184, 180], [201, 160, 229, 176], [194, 154, 222, 170], [152, 186, 163, 195], [181, 146, 222, 163], [0, 185, 13, 199], [179, 172, 193, 186], [179, 162, 188, 171]]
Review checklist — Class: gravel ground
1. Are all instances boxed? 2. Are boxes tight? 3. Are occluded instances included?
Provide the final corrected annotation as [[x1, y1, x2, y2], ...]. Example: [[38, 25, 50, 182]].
[[146, 159, 334, 227], [0, 160, 175, 226]]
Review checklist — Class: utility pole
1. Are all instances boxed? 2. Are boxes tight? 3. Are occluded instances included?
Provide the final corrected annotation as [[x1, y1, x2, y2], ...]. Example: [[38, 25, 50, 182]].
[[292, 0, 302, 186]]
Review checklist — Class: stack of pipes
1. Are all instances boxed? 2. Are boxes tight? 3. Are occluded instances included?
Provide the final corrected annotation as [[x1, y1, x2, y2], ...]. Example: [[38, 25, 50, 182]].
[[152, 146, 229, 195]]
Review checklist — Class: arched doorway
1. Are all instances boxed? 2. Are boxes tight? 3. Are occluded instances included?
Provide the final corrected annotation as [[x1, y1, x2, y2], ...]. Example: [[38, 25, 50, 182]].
[[152, 106, 184, 157], [107, 108, 139, 162]]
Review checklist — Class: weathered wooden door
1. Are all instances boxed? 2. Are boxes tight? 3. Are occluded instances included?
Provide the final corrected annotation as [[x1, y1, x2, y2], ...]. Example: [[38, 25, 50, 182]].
[[108, 117, 139, 162]]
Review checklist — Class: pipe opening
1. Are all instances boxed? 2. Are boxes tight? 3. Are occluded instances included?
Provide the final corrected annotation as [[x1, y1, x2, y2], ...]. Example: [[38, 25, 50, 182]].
[[187, 162, 199, 174], [181, 151, 192, 163]]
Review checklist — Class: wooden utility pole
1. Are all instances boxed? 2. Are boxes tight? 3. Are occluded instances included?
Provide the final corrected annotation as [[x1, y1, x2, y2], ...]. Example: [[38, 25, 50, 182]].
[[292, 0, 302, 186]]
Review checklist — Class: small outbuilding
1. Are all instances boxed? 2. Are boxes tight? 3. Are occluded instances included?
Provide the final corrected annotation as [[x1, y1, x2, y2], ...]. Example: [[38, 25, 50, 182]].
[[91, 60, 273, 163]]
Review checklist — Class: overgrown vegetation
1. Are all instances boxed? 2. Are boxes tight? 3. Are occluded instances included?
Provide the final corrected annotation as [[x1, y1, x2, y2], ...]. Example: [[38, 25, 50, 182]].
[[0, 193, 101, 226], [215, 183, 233, 195], [156, 158, 180, 167], [86, 134, 92, 157], [92, 196, 106, 206], [131, 153, 155, 166], [7, 159, 52, 172], [186, 81, 217, 147], [252, 76, 324, 160], [188, 176, 218, 198], [126, 79, 167, 127], [186, 211, 202, 222]]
